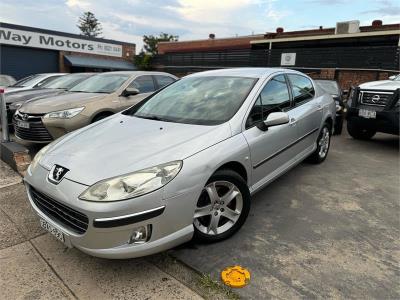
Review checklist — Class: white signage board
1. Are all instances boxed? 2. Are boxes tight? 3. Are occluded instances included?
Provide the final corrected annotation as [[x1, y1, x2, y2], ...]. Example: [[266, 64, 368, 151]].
[[0, 27, 123, 57], [280, 53, 296, 66]]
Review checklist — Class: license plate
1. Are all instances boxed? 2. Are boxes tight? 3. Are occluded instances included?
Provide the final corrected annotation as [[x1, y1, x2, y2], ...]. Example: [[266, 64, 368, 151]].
[[40, 218, 65, 243], [17, 120, 29, 129], [359, 109, 376, 119]]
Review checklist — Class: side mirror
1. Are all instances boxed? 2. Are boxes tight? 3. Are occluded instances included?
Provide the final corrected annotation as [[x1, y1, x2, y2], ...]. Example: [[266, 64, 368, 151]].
[[389, 75, 396, 80], [257, 112, 289, 131], [122, 87, 140, 97]]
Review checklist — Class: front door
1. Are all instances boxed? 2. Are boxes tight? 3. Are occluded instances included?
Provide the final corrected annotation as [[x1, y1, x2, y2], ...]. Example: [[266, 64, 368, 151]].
[[243, 74, 300, 188]]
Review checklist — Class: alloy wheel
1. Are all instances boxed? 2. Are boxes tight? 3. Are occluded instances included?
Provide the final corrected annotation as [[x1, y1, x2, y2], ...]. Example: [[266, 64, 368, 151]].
[[194, 181, 243, 236], [318, 127, 330, 158]]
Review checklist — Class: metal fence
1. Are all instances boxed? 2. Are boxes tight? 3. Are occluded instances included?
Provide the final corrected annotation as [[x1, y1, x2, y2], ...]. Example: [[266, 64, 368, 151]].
[[152, 46, 400, 72]]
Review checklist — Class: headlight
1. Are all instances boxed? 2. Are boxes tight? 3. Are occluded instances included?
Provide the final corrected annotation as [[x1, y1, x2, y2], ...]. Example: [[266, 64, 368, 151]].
[[335, 100, 342, 112], [79, 161, 183, 202], [44, 107, 84, 119], [30, 144, 51, 172]]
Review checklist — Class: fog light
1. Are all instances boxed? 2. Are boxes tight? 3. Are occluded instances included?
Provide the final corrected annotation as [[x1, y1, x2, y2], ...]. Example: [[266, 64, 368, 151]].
[[129, 225, 152, 244]]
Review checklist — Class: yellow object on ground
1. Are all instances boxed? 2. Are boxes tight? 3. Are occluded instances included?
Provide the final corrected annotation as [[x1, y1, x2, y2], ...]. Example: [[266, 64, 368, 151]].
[[221, 266, 250, 288]]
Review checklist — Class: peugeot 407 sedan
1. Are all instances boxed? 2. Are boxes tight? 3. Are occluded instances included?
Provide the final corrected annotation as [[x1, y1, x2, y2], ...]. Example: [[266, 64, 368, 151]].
[[24, 68, 335, 259]]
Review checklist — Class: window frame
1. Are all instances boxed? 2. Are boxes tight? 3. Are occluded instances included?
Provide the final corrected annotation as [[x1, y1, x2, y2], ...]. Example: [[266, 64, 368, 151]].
[[245, 73, 294, 130], [286, 73, 316, 107]]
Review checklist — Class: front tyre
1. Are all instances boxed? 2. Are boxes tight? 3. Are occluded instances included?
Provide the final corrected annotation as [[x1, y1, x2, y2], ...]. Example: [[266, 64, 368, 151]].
[[347, 120, 376, 140], [307, 123, 331, 164], [193, 170, 250, 243]]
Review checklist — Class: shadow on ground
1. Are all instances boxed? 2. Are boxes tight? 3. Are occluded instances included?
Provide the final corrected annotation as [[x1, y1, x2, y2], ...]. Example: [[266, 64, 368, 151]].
[[171, 130, 400, 299]]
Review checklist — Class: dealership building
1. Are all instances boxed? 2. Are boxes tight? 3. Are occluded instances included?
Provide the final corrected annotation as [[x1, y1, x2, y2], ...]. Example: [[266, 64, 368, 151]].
[[0, 22, 136, 79], [155, 20, 399, 89]]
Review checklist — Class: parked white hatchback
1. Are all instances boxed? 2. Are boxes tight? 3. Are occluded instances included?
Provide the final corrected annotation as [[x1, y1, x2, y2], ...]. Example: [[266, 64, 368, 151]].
[[24, 68, 335, 258]]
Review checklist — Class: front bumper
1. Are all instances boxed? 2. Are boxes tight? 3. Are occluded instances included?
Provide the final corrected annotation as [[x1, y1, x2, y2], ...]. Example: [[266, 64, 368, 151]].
[[24, 164, 194, 259], [13, 111, 91, 143], [346, 106, 399, 135]]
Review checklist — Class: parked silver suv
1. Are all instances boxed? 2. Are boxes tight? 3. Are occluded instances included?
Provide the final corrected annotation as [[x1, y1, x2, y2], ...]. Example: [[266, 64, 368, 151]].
[[24, 68, 335, 259]]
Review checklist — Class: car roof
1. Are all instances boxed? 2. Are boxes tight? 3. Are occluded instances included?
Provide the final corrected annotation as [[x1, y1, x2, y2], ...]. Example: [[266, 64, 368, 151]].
[[185, 68, 304, 79], [95, 71, 177, 77]]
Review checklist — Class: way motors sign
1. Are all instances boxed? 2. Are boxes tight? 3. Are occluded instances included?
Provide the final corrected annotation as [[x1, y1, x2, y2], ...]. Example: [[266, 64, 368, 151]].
[[0, 27, 123, 57]]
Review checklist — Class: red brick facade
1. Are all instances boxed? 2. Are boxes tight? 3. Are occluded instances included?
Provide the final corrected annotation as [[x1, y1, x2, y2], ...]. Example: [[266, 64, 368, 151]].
[[158, 35, 264, 54], [307, 68, 391, 90]]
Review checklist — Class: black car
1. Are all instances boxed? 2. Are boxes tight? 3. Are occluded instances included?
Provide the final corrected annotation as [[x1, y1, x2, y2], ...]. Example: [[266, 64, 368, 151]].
[[5, 73, 94, 126], [346, 75, 399, 139], [315, 79, 345, 134]]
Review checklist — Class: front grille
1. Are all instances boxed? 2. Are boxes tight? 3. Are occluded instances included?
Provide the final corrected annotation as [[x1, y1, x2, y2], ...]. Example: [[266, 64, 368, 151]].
[[30, 186, 89, 234], [360, 91, 393, 107], [6, 103, 13, 124], [13, 113, 53, 142]]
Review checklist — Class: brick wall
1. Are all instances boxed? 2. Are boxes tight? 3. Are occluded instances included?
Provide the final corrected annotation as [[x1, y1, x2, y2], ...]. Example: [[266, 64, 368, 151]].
[[307, 68, 394, 90], [158, 35, 265, 54]]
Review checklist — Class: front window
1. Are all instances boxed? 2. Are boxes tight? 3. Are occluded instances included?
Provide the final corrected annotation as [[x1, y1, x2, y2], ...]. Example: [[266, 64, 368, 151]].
[[41, 74, 93, 90], [128, 76, 257, 125], [69, 74, 130, 93], [288, 74, 315, 105], [246, 75, 291, 128]]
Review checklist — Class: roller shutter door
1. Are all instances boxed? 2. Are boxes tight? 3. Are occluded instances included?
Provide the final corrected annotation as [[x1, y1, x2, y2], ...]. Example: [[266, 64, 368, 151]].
[[0, 45, 59, 79]]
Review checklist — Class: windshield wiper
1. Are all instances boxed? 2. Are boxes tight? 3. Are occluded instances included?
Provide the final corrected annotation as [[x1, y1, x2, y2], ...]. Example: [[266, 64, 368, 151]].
[[136, 115, 170, 122]]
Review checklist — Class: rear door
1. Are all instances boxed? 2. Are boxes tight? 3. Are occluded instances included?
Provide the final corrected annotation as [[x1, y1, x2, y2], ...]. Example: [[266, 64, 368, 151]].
[[287, 74, 322, 152], [120, 75, 156, 109], [243, 74, 300, 187]]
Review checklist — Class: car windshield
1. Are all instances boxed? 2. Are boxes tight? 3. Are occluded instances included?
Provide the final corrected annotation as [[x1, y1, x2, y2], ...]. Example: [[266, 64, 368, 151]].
[[41, 74, 93, 90], [129, 76, 257, 125], [10, 74, 42, 87], [69, 74, 130, 93], [392, 75, 400, 81], [316, 80, 339, 95]]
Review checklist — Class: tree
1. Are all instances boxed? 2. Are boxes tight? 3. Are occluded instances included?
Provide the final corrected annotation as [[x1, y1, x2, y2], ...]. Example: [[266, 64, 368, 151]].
[[77, 12, 103, 38], [134, 50, 152, 70], [143, 33, 178, 55]]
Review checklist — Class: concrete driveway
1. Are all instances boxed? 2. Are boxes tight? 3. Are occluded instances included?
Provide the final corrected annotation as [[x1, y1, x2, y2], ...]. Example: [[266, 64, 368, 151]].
[[171, 129, 400, 299]]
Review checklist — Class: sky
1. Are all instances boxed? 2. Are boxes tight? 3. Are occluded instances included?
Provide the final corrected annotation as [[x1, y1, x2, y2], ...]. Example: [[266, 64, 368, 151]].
[[0, 0, 399, 52]]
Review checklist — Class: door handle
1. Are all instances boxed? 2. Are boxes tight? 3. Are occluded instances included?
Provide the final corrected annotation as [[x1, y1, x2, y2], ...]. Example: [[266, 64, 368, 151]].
[[289, 117, 297, 127]]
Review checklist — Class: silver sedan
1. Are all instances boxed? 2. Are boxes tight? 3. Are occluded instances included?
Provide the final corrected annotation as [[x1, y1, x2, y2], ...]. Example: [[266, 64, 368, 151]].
[[24, 68, 335, 259]]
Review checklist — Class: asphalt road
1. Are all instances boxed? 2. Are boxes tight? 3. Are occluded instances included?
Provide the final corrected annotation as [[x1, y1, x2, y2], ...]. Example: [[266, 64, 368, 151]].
[[171, 128, 400, 299]]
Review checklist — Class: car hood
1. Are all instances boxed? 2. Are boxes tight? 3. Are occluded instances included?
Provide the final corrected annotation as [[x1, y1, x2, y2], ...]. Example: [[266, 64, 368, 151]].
[[19, 92, 106, 114], [40, 114, 232, 185], [5, 88, 65, 104], [359, 80, 400, 91]]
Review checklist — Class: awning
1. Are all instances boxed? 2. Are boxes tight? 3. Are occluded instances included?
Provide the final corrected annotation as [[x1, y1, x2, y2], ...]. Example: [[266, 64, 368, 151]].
[[64, 54, 136, 70]]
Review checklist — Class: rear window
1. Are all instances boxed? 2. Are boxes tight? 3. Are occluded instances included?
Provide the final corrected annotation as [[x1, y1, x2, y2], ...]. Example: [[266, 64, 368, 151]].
[[129, 75, 156, 93], [155, 75, 175, 89]]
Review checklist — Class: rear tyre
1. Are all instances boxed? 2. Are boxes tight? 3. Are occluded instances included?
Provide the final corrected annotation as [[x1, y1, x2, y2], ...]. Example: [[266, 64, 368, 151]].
[[347, 121, 376, 140], [307, 123, 331, 164], [193, 169, 251, 243], [334, 118, 343, 135]]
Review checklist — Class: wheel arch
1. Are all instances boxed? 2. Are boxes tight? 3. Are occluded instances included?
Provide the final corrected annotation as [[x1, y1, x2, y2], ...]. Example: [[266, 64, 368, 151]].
[[91, 110, 114, 123], [213, 161, 248, 184], [324, 115, 334, 133]]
